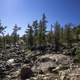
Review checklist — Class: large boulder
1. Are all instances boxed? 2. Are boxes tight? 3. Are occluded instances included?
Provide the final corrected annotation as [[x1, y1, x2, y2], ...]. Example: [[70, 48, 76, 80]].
[[32, 53, 72, 74], [20, 64, 33, 80], [32, 61, 57, 73]]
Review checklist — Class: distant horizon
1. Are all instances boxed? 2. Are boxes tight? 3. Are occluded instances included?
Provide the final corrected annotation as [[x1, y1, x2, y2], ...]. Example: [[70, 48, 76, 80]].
[[0, 0, 80, 36]]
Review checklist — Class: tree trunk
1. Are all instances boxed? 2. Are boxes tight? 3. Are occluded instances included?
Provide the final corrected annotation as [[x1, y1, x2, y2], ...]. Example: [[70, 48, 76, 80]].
[[2, 33, 6, 51]]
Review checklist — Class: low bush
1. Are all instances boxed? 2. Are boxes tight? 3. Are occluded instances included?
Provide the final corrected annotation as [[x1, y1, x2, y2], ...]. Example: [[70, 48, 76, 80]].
[[75, 47, 80, 63]]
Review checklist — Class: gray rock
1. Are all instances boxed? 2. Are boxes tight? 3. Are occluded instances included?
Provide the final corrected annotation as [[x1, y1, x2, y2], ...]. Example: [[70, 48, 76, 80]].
[[20, 64, 33, 80]]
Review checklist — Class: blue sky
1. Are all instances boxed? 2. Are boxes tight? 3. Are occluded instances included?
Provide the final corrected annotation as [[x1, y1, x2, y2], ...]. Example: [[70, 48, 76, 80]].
[[0, 0, 80, 36]]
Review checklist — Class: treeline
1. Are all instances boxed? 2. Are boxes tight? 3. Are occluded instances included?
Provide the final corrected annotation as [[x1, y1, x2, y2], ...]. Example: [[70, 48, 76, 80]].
[[0, 14, 80, 51]]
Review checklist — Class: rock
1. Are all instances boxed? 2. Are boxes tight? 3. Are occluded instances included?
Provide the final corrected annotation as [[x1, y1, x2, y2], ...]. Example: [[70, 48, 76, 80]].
[[32, 53, 72, 75], [59, 71, 66, 80], [20, 64, 33, 80], [38, 54, 71, 64], [0, 65, 6, 79], [10, 70, 20, 79], [52, 64, 62, 73], [23, 58, 31, 64], [7, 59, 14, 65], [5, 75, 11, 79], [68, 68, 80, 80], [32, 60, 57, 74], [0, 45, 79, 80]]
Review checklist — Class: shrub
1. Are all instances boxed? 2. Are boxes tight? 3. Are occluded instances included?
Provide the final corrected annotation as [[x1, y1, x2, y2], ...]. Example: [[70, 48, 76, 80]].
[[75, 47, 80, 63]]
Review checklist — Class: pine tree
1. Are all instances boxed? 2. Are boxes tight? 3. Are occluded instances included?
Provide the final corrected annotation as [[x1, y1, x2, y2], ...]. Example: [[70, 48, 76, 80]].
[[22, 34, 27, 43], [32, 20, 38, 47], [60, 27, 64, 43], [72, 26, 77, 42], [64, 23, 73, 48], [12, 24, 21, 46], [54, 21, 61, 52], [25, 24, 33, 49], [47, 24, 54, 46], [0, 36, 2, 48], [0, 21, 7, 50], [76, 24, 80, 41], [5, 34, 10, 45], [38, 14, 47, 48]]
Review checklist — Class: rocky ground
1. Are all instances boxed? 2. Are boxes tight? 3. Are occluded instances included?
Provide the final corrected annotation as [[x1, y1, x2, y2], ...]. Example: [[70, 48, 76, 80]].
[[0, 46, 80, 80]]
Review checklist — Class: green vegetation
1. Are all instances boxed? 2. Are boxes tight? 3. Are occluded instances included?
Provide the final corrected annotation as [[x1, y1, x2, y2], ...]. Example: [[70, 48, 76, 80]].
[[75, 47, 80, 63], [0, 14, 80, 56], [0, 21, 7, 50]]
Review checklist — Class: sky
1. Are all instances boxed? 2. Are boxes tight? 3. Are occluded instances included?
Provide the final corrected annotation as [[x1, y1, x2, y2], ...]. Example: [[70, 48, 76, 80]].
[[0, 0, 80, 36]]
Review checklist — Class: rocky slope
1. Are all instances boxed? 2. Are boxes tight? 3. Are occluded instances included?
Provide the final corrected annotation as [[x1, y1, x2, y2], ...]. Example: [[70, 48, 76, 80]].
[[0, 47, 80, 80]]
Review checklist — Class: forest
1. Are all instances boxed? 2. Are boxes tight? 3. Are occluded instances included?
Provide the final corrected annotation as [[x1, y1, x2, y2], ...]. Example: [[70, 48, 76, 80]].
[[0, 14, 80, 80], [0, 14, 80, 50]]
